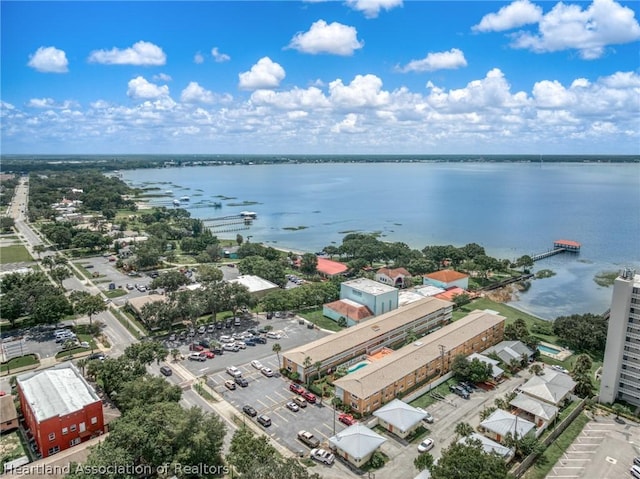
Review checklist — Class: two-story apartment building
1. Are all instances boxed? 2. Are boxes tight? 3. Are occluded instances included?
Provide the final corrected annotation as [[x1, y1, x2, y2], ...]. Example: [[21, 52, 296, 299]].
[[333, 309, 505, 413], [284, 296, 453, 382], [17, 364, 105, 458]]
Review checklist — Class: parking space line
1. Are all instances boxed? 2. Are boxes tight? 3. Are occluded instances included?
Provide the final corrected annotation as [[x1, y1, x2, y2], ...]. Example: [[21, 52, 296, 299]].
[[273, 410, 289, 423]]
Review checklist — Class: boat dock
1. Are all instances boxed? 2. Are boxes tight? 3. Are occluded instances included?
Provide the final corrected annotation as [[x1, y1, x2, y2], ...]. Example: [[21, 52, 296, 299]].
[[531, 239, 581, 262]]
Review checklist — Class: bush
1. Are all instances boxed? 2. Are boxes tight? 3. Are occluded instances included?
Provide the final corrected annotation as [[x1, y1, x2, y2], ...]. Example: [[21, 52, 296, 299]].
[[367, 451, 386, 469]]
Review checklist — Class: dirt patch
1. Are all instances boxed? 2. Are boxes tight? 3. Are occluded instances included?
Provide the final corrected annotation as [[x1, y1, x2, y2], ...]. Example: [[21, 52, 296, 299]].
[[484, 284, 519, 303]]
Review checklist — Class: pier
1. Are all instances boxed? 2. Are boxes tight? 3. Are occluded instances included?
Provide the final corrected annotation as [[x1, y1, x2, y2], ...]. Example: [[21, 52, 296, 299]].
[[531, 239, 581, 262]]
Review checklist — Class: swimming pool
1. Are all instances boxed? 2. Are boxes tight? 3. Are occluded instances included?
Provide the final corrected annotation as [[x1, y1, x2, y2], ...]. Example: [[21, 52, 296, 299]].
[[348, 361, 370, 373], [538, 344, 562, 355]]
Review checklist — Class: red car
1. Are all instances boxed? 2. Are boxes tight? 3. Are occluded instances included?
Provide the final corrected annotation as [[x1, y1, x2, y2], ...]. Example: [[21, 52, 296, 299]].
[[302, 391, 317, 404], [338, 413, 357, 426], [189, 343, 204, 352], [202, 350, 215, 359], [290, 383, 305, 395]]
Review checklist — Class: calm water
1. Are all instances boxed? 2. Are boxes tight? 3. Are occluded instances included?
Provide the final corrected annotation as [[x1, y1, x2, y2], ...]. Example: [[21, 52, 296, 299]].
[[121, 162, 640, 319]]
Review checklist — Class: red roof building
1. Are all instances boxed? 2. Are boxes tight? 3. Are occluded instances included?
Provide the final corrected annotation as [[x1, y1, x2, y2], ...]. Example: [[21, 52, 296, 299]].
[[323, 299, 373, 326], [316, 257, 349, 277], [423, 270, 469, 290], [375, 267, 411, 288]]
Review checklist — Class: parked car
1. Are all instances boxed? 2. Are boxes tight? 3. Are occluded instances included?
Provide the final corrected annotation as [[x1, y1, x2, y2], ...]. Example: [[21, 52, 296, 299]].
[[266, 331, 282, 339], [197, 325, 206, 334], [302, 391, 317, 403], [222, 343, 239, 352], [338, 413, 357, 426], [202, 350, 215, 359], [189, 343, 204, 352], [234, 317, 241, 326], [254, 336, 267, 344], [551, 365, 570, 374], [235, 377, 249, 387], [310, 448, 335, 465], [160, 366, 172, 376], [224, 380, 236, 390], [458, 382, 474, 394], [461, 381, 478, 390], [168, 333, 176, 342], [226, 366, 242, 378], [290, 383, 305, 395], [449, 384, 470, 399], [257, 415, 272, 427], [242, 405, 257, 417], [88, 352, 106, 361], [234, 342, 246, 350], [252, 360, 265, 370], [297, 430, 320, 448], [286, 401, 299, 412], [261, 367, 274, 377], [215, 321, 223, 329], [244, 339, 256, 346], [207, 324, 215, 333], [188, 352, 206, 362], [225, 319, 232, 328], [220, 335, 234, 343], [418, 438, 434, 453], [416, 407, 434, 423], [211, 346, 223, 355], [199, 340, 210, 349], [293, 396, 307, 408]]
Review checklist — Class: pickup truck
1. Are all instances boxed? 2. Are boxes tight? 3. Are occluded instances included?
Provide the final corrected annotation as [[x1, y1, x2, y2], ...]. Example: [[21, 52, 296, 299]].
[[297, 430, 320, 448]]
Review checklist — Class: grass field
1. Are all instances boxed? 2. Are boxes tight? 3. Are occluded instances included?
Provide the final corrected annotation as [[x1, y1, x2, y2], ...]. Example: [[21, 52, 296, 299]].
[[298, 309, 343, 332], [0, 354, 39, 373], [0, 245, 32, 264]]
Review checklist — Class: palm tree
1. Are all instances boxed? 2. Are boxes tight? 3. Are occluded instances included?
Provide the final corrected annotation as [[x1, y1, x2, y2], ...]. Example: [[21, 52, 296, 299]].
[[171, 348, 180, 362], [454, 421, 474, 438], [272, 343, 282, 370], [303, 356, 312, 386], [314, 360, 323, 382], [77, 358, 88, 377]]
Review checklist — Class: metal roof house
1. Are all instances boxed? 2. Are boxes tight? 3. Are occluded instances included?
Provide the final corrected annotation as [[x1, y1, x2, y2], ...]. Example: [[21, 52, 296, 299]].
[[328, 423, 387, 468], [478, 409, 536, 444], [459, 433, 515, 462], [517, 368, 576, 406], [372, 399, 428, 438], [509, 394, 558, 427]]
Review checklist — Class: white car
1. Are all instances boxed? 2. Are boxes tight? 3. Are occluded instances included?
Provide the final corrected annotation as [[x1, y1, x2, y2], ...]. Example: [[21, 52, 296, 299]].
[[251, 360, 264, 370], [220, 335, 234, 343], [418, 438, 434, 453], [551, 365, 569, 374], [310, 448, 335, 465], [266, 331, 281, 339], [226, 366, 242, 378], [223, 343, 239, 352], [234, 341, 246, 349], [261, 367, 274, 377], [197, 325, 206, 334]]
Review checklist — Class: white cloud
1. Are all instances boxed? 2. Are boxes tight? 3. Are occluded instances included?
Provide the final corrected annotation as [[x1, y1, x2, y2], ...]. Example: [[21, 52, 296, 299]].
[[287, 20, 364, 56], [250, 86, 330, 110], [398, 48, 467, 73], [346, 0, 403, 19], [473, 0, 542, 32], [328, 74, 390, 108], [211, 47, 231, 62], [27, 98, 78, 109], [511, 0, 640, 59], [238, 57, 286, 90], [181, 82, 215, 104], [331, 113, 363, 133], [27, 46, 69, 73], [194, 52, 204, 64], [88, 41, 166, 66], [127, 76, 170, 100], [153, 73, 172, 82]]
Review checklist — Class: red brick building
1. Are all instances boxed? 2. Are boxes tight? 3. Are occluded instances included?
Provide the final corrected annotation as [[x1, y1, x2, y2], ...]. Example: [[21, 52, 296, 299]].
[[17, 364, 105, 458]]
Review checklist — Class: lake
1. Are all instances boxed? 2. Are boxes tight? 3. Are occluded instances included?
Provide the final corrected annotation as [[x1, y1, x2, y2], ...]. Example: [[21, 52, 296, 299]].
[[120, 161, 640, 320]]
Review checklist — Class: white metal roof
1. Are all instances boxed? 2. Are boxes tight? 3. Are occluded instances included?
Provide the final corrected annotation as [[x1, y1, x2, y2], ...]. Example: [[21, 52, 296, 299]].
[[460, 433, 514, 459], [229, 275, 278, 293], [372, 398, 427, 432], [510, 394, 558, 421], [343, 277, 397, 295], [17, 364, 100, 422], [328, 423, 386, 460], [480, 409, 535, 439]]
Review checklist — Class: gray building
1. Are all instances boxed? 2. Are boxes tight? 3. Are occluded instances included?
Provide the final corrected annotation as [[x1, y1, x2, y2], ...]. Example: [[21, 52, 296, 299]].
[[600, 269, 640, 407]]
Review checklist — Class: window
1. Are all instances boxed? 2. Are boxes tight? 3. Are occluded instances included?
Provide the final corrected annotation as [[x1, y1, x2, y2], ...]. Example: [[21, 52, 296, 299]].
[[91, 417, 98, 425], [70, 424, 77, 432], [48, 446, 60, 455], [62, 427, 68, 435], [48, 432, 56, 441], [70, 438, 81, 446], [79, 422, 86, 433]]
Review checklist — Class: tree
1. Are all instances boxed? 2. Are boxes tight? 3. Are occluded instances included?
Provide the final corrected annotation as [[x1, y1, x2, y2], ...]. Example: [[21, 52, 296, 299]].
[[116, 375, 182, 413], [553, 313, 608, 353], [236, 233, 244, 246], [452, 292, 471, 308], [414, 452, 434, 472], [454, 421, 474, 438], [71, 291, 106, 327], [314, 360, 323, 383], [171, 348, 180, 362], [299, 253, 318, 276], [150, 269, 190, 293], [303, 356, 312, 385], [431, 440, 510, 479], [273, 343, 282, 369], [516, 254, 534, 271], [571, 354, 594, 398], [33, 244, 46, 258], [529, 363, 544, 376], [50, 265, 71, 287]]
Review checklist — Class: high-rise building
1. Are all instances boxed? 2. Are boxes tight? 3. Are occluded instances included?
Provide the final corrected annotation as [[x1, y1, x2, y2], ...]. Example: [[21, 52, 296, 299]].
[[599, 269, 640, 407]]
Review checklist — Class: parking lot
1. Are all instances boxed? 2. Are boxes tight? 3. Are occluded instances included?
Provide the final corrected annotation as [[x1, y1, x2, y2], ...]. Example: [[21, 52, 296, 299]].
[[163, 314, 330, 377], [547, 417, 640, 479]]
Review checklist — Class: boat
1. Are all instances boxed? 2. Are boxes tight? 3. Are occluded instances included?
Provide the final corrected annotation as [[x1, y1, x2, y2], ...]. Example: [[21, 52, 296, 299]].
[[165, 190, 173, 194], [240, 211, 257, 219], [173, 199, 180, 206], [180, 196, 190, 201]]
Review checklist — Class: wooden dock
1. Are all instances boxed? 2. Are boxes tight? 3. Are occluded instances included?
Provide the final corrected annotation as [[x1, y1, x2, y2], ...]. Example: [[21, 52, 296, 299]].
[[531, 239, 581, 262]]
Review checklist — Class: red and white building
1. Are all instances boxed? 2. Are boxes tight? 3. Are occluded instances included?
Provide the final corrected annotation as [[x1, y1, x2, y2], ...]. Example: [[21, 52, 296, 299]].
[[17, 364, 105, 458]]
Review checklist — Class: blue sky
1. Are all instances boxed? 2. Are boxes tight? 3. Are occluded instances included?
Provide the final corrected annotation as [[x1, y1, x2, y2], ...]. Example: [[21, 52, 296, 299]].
[[2, 0, 639, 155]]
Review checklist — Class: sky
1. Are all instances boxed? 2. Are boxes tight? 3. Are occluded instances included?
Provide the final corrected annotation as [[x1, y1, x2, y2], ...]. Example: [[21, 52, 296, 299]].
[[1, 0, 639, 155]]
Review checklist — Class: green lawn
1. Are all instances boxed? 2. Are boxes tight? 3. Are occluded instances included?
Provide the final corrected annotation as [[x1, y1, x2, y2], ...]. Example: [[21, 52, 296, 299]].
[[0, 354, 39, 373], [409, 378, 457, 409], [0, 431, 26, 467], [298, 309, 343, 332], [0, 245, 32, 263]]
